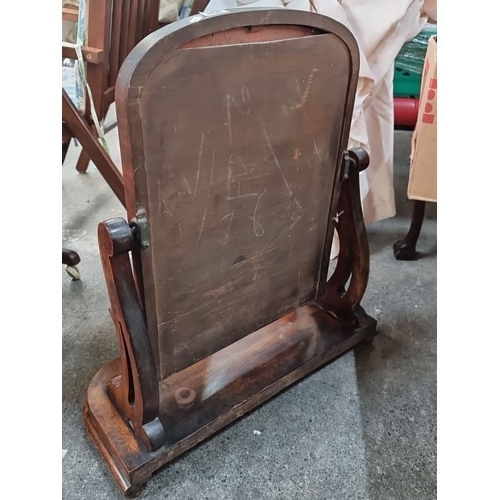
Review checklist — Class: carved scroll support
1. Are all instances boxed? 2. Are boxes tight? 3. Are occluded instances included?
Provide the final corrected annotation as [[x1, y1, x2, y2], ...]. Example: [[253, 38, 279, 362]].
[[317, 148, 371, 329], [98, 218, 166, 451]]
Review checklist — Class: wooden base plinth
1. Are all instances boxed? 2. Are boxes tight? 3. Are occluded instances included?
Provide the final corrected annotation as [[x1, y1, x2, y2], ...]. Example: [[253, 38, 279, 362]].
[[84, 303, 376, 496]]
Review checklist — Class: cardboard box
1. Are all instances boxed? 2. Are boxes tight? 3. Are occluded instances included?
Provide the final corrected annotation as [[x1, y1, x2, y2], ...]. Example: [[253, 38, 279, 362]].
[[408, 35, 437, 202]]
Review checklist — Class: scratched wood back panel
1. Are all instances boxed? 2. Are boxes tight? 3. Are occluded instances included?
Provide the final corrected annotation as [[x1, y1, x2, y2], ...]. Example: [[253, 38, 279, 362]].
[[116, 10, 360, 378]]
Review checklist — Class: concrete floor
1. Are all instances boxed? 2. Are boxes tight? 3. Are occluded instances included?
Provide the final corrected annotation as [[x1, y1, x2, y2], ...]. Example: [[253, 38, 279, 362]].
[[62, 122, 436, 499]]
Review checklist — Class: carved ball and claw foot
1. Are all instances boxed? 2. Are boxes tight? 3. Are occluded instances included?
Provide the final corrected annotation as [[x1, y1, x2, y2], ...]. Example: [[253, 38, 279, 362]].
[[393, 239, 418, 261], [393, 200, 426, 261]]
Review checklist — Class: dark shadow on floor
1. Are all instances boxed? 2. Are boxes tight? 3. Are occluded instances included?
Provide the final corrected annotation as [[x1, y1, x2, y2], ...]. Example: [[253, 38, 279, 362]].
[[353, 130, 437, 499]]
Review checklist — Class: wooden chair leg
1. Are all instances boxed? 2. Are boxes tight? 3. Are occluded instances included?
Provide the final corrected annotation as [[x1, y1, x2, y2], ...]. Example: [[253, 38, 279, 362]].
[[75, 102, 113, 174], [62, 122, 72, 163], [393, 200, 426, 261], [76, 147, 91, 173], [74, 111, 116, 174], [62, 89, 126, 206]]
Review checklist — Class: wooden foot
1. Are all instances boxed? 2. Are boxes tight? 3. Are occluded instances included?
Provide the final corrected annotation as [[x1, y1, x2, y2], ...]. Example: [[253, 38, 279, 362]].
[[393, 200, 426, 261], [125, 485, 145, 498]]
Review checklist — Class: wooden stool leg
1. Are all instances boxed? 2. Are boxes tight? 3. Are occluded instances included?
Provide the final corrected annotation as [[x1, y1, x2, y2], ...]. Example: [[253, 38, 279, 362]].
[[393, 200, 426, 261]]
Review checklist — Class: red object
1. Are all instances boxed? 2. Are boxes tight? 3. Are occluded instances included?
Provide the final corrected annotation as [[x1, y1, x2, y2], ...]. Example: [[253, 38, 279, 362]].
[[394, 97, 420, 128]]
